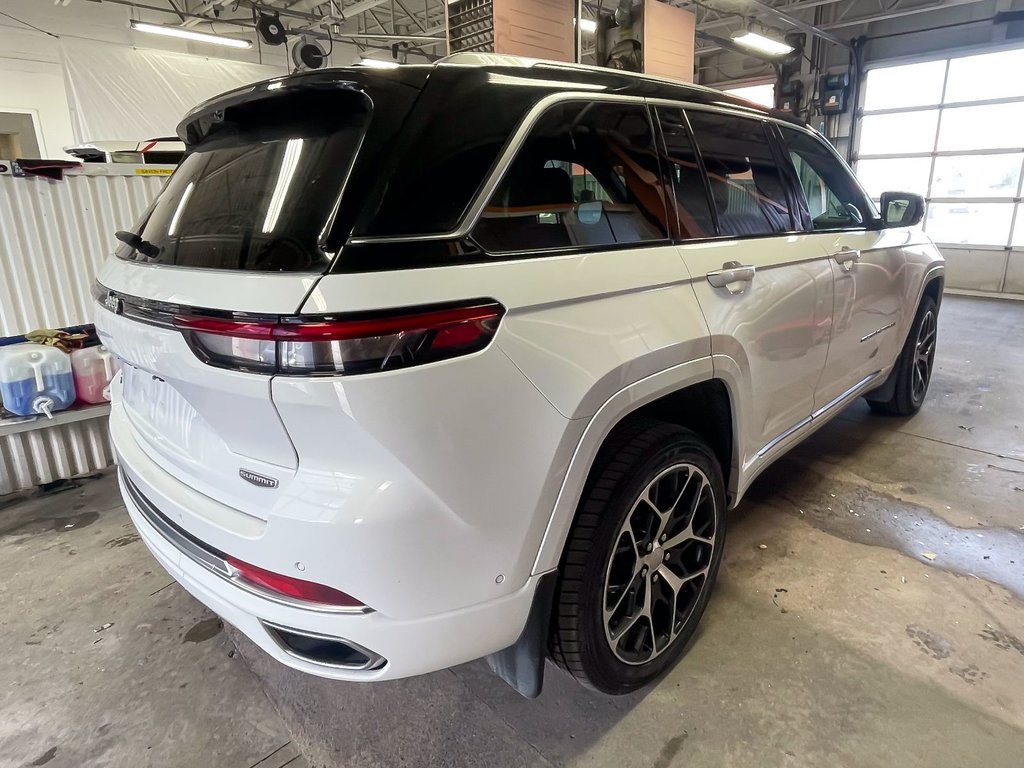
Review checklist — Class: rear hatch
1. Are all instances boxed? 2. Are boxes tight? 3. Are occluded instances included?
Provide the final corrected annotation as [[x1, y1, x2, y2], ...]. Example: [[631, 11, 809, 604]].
[[94, 68, 427, 516]]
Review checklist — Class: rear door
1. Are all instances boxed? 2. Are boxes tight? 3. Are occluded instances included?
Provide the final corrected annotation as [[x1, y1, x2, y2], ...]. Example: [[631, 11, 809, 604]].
[[775, 125, 908, 412], [660, 106, 834, 471]]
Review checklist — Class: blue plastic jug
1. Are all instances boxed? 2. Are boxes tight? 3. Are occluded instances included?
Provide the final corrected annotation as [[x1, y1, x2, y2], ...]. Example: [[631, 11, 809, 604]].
[[0, 343, 77, 418]]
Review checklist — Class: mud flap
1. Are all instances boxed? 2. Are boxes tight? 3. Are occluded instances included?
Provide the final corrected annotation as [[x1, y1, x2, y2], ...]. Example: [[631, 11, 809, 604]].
[[485, 570, 558, 699], [864, 364, 898, 403]]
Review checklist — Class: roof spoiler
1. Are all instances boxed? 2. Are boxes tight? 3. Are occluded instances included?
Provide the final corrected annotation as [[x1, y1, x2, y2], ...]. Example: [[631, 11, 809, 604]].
[[176, 71, 370, 146]]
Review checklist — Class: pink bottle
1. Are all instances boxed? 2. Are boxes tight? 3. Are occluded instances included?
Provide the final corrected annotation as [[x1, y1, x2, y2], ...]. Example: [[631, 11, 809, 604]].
[[70, 346, 120, 404]]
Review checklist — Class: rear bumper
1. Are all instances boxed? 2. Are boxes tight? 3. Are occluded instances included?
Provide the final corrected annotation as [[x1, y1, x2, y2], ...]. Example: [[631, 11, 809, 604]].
[[121, 466, 544, 680], [111, 401, 544, 681]]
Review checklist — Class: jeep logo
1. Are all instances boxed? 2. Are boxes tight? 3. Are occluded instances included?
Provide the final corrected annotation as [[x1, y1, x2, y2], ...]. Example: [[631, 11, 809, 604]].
[[239, 468, 278, 489]]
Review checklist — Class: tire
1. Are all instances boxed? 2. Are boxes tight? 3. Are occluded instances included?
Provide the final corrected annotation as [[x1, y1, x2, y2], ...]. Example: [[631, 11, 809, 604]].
[[867, 295, 938, 416], [550, 418, 726, 694]]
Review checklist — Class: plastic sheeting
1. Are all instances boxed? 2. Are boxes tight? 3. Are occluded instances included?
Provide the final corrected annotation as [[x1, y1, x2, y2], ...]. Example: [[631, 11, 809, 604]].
[[62, 39, 284, 142]]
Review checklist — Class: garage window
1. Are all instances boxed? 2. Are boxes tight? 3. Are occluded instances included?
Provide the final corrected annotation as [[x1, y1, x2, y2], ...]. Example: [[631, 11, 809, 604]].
[[856, 47, 1024, 248]]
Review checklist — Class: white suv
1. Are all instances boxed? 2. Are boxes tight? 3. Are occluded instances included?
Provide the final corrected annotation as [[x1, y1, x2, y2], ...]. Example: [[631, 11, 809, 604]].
[[94, 54, 944, 697]]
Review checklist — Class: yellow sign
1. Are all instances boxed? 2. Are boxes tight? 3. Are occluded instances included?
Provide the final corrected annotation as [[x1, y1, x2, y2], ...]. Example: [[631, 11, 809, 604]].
[[134, 167, 174, 176]]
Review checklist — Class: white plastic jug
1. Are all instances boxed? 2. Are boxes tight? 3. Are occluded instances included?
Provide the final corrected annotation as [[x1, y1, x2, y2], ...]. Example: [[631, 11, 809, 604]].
[[71, 346, 120, 404], [0, 343, 76, 418]]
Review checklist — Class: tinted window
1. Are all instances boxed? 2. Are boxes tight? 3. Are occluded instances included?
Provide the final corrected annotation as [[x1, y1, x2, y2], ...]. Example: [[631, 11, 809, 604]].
[[780, 127, 872, 231], [686, 111, 793, 237], [116, 90, 370, 272], [473, 102, 669, 253], [655, 108, 715, 239]]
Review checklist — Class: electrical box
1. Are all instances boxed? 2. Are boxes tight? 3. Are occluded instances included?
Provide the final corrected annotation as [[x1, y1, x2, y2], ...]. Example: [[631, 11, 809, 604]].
[[820, 72, 850, 115], [775, 79, 804, 115]]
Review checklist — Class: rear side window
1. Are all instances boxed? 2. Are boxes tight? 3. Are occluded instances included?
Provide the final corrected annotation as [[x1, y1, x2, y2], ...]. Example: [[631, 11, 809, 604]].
[[655, 107, 716, 239], [116, 90, 370, 272], [779, 127, 873, 230], [686, 111, 793, 237], [473, 102, 670, 254]]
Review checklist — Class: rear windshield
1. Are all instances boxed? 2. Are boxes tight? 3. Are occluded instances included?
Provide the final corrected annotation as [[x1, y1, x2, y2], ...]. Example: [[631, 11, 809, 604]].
[[116, 91, 370, 272]]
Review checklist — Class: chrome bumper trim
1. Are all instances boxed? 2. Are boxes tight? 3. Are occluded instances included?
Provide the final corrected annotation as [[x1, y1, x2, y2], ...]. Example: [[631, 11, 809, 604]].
[[120, 469, 371, 615]]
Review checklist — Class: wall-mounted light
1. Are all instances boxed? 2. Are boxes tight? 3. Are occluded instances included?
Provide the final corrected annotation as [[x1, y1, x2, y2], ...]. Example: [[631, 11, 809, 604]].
[[130, 20, 253, 49], [731, 30, 793, 57]]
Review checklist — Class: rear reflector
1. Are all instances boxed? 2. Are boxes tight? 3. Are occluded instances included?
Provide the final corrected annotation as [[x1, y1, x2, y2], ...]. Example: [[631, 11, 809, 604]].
[[174, 301, 504, 375], [226, 556, 365, 608]]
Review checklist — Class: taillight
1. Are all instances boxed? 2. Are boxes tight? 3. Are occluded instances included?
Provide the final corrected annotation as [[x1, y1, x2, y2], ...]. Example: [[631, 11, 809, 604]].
[[174, 301, 504, 375], [226, 555, 365, 608]]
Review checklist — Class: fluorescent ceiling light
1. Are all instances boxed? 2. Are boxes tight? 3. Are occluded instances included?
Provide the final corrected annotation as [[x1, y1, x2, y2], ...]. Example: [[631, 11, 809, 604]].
[[130, 20, 252, 49], [359, 58, 400, 69], [731, 31, 793, 57], [579, 18, 598, 33]]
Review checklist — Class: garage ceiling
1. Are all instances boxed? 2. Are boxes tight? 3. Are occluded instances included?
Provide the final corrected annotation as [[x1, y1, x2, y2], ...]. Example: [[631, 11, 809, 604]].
[[106, 0, 990, 63]]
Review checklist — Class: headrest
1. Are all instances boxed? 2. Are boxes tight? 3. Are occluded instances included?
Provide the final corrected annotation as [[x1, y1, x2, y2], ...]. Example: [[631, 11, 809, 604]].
[[508, 164, 574, 207]]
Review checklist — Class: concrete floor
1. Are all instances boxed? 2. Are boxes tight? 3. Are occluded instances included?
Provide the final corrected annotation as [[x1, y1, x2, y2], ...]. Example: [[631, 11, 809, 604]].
[[2, 294, 1023, 768]]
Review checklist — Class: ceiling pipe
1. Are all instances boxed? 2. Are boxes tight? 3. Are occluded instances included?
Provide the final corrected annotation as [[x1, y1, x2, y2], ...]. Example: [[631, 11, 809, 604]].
[[85, 0, 254, 28], [692, 0, 839, 33], [614, 0, 632, 27], [91, 0, 444, 46]]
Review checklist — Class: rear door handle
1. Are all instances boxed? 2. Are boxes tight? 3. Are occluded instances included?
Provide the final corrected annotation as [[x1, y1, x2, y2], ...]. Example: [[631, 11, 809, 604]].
[[707, 261, 756, 293], [832, 247, 860, 272]]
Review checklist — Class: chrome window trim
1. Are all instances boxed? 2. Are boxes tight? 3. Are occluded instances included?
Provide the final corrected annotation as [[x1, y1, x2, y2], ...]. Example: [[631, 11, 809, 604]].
[[645, 97, 795, 130], [347, 93, 822, 250], [347, 91, 647, 246], [121, 469, 371, 615]]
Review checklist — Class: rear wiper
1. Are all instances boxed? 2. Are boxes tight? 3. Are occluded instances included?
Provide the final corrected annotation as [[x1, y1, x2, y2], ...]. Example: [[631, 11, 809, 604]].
[[115, 230, 160, 259]]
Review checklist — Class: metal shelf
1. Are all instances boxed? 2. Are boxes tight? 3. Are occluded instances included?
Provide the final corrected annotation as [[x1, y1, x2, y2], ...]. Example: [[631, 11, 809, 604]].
[[0, 402, 111, 439]]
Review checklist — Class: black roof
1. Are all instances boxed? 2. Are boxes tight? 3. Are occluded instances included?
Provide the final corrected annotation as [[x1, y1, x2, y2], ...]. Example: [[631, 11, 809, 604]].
[[176, 54, 804, 249], [428, 53, 795, 120], [180, 54, 799, 143]]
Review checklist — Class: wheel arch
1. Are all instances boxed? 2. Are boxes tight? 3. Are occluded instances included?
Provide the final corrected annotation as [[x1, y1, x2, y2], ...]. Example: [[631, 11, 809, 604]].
[[530, 358, 739, 575], [923, 272, 944, 311], [865, 267, 944, 405]]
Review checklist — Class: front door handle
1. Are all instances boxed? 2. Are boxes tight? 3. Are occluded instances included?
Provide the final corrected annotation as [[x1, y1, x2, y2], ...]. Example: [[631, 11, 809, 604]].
[[832, 247, 860, 272], [707, 261, 756, 294]]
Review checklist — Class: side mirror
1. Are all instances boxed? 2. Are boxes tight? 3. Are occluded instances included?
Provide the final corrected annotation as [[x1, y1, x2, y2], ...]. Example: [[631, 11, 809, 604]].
[[880, 191, 925, 228]]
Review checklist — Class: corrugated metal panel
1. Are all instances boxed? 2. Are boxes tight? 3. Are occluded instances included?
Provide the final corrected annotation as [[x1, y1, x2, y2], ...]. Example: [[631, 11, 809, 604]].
[[0, 164, 163, 494], [0, 415, 115, 495], [0, 165, 167, 337]]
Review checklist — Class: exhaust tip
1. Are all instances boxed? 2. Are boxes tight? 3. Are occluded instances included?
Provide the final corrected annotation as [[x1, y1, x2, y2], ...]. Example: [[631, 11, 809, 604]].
[[261, 621, 386, 671]]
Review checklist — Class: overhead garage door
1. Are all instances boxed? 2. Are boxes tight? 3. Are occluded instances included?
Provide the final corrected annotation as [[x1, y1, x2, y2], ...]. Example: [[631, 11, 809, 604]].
[[854, 47, 1024, 294]]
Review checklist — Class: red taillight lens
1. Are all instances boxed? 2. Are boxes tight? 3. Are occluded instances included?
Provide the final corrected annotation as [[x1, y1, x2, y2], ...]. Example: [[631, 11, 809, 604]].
[[174, 301, 504, 375], [226, 556, 365, 608]]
